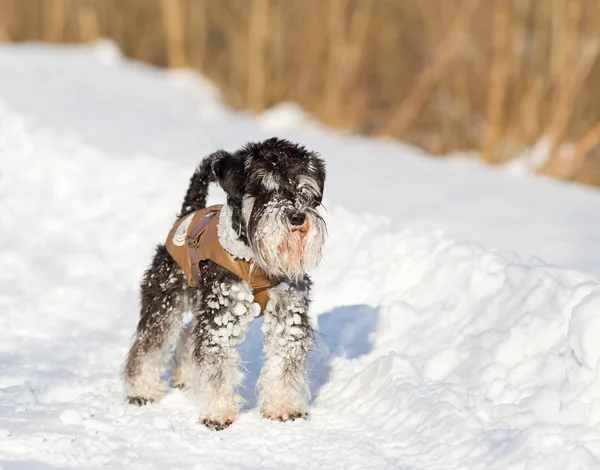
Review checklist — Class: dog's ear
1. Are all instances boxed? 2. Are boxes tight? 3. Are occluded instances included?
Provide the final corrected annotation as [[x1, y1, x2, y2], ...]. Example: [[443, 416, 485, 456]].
[[303, 153, 326, 205], [211, 150, 245, 202], [312, 155, 326, 200]]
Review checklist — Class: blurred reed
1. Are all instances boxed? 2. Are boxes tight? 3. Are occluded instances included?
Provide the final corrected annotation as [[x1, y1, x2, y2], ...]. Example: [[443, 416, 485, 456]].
[[1, 0, 600, 185]]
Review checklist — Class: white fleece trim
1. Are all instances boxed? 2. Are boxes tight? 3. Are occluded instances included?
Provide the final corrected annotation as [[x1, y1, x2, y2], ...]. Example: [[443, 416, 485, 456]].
[[217, 203, 254, 261]]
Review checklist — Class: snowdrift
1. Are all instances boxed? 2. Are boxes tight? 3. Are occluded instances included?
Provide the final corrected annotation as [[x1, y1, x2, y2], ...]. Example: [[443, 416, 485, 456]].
[[2, 43, 600, 469]]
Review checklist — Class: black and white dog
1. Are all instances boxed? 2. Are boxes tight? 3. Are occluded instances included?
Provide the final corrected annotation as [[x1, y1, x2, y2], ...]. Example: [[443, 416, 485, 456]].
[[122, 138, 327, 430]]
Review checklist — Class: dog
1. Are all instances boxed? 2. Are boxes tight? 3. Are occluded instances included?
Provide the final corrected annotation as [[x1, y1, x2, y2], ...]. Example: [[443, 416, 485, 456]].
[[122, 137, 327, 430]]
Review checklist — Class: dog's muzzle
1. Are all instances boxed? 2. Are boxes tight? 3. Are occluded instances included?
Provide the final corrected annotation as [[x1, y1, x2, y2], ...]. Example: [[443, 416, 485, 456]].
[[289, 212, 310, 236]]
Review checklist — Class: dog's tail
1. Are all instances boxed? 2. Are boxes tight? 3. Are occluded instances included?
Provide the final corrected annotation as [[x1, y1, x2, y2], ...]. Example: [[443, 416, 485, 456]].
[[178, 151, 223, 218]]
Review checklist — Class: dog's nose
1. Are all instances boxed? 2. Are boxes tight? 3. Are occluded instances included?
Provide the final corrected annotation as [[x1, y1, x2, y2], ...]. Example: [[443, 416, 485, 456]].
[[290, 212, 306, 226]]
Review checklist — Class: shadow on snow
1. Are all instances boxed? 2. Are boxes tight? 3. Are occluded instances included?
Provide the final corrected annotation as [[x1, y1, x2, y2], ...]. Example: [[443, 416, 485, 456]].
[[237, 304, 379, 410]]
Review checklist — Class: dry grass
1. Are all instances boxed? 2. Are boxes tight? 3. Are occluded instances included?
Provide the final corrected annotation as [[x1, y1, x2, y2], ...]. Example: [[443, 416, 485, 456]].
[[1, 0, 600, 185]]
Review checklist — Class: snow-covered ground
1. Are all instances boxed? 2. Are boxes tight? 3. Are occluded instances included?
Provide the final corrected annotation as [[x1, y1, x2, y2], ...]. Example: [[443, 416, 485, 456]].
[[2, 42, 600, 469]]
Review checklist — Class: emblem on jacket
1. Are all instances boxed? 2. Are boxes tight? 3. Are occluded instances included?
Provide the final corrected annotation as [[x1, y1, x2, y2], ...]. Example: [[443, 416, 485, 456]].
[[172, 212, 195, 246]]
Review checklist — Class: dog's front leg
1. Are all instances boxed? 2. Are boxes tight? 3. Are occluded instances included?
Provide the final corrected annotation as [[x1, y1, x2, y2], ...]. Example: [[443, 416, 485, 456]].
[[258, 281, 313, 421], [190, 279, 259, 430]]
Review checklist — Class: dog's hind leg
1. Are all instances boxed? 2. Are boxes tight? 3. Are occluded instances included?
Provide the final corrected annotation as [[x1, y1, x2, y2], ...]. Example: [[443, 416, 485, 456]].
[[170, 321, 195, 389], [189, 274, 260, 430], [123, 245, 187, 405]]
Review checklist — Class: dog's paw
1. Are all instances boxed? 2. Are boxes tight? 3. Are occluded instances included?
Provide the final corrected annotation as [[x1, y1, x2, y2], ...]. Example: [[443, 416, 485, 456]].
[[261, 408, 308, 422], [128, 396, 155, 406], [201, 415, 235, 431], [171, 376, 188, 390], [170, 364, 192, 391]]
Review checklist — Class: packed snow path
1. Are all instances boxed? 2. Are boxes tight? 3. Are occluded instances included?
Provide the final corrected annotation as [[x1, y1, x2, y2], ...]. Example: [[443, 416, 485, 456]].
[[2, 43, 600, 469]]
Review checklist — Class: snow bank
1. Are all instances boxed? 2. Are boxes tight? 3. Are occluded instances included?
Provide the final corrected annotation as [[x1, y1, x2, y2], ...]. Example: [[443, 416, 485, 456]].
[[1, 43, 600, 469]]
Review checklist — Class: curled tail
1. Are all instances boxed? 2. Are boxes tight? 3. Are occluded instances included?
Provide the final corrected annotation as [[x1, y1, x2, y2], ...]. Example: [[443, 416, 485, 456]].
[[178, 151, 225, 218]]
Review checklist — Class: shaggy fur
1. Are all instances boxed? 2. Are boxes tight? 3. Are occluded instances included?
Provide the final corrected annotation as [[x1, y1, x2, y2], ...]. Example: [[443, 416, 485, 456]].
[[122, 138, 327, 430]]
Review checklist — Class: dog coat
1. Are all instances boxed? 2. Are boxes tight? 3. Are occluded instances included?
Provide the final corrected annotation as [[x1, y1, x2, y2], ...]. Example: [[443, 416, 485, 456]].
[[165, 205, 277, 311]]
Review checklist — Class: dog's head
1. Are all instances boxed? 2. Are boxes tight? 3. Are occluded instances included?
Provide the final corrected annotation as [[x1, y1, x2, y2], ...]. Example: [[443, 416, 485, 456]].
[[212, 138, 327, 282]]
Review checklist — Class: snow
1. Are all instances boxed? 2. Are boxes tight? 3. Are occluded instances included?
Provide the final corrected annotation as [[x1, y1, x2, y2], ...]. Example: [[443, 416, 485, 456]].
[[2, 42, 600, 469]]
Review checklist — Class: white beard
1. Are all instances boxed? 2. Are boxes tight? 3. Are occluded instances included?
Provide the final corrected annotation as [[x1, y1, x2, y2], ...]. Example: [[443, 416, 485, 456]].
[[243, 196, 326, 283]]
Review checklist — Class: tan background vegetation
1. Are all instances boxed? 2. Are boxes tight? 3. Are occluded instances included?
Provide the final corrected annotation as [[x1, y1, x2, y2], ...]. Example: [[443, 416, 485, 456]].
[[1, 0, 600, 185]]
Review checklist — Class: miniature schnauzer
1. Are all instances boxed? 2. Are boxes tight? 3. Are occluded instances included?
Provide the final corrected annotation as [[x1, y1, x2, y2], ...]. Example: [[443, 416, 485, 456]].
[[122, 137, 327, 430]]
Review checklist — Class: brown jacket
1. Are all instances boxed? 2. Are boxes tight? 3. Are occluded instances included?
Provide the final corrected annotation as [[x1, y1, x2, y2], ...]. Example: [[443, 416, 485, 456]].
[[165, 205, 277, 311]]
